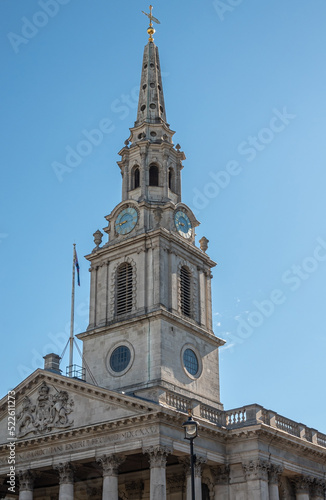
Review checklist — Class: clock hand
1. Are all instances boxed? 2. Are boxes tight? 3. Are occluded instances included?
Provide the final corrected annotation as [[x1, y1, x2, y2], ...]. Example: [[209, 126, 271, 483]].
[[118, 220, 128, 226]]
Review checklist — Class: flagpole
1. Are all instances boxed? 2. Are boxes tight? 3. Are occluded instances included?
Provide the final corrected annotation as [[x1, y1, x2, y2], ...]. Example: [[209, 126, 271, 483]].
[[69, 244, 76, 377]]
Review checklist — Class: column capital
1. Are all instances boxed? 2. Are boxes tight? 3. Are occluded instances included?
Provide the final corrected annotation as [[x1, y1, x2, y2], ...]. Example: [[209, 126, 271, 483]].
[[143, 445, 172, 468], [179, 455, 207, 478], [293, 475, 313, 494], [97, 454, 125, 477], [194, 456, 207, 478], [18, 470, 34, 492], [242, 459, 269, 481], [54, 462, 74, 484], [211, 465, 230, 485], [179, 456, 191, 476], [268, 464, 283, 485], [312, 479, 326, 497]]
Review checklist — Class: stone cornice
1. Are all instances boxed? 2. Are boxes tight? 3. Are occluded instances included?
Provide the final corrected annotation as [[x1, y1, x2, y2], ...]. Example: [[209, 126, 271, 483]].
[[77, 308, 224, 347], [85, 227, 217, 269], [1, 403, 325, 480], [0, 410, 222, 458], [226, 426, 326, 462], [0, 369, 157, 415], [1, 377, 325, 472]]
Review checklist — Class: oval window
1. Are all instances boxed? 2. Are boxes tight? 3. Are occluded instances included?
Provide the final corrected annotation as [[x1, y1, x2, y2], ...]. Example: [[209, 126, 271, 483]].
[[110, 346, 131, 373], [183, 349, 199, 376]]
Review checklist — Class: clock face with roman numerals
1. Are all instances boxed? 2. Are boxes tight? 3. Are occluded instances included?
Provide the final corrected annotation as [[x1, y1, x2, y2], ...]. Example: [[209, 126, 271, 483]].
[[115, 207, 138, 235], [174, 210, 192, 239]]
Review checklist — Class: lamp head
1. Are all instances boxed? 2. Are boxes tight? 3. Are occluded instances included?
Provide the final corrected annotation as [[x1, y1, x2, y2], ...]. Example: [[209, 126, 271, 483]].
[[182, 410, 198, 440]]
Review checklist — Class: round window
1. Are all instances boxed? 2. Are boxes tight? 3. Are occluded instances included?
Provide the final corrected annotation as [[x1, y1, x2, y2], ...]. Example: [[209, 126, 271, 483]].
[[110, 346, 131, 373], [183, 348, 199, 376]]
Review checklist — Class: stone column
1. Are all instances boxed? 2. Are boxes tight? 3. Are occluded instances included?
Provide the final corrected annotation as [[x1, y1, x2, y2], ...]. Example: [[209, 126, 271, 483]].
[[140, 149, 147, 200], [55, 462, 74, 500], [144, 445, 171, 500], [97, 454, 125, 500], [311, 479, 326, 500], [163, 153, 169, 199], [122, 163, 129, 200], [18, 470, 34, 500], [293, 476, 312, 500], [212, 465, 229, 500], [242, 460, 269, 500], [194, 457, 207, 500], [182, 456, 206, 500], [268, 465, 283, 500]]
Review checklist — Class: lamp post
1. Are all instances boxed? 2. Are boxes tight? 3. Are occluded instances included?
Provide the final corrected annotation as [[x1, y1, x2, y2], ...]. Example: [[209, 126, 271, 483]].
[[182, 410, 198, 500]]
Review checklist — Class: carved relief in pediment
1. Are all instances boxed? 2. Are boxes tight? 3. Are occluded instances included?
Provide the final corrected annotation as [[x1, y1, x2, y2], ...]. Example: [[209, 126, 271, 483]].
[[17, 382, 74, 438]]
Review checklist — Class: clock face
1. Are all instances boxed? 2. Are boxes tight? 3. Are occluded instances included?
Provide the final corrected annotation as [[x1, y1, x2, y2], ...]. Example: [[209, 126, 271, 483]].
[[174, 210, 192, 239], [115, 207, 138, 235]]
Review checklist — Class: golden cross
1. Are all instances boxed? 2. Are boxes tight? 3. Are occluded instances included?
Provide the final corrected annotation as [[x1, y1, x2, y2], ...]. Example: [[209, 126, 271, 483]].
[[142, 5, 160, 26]]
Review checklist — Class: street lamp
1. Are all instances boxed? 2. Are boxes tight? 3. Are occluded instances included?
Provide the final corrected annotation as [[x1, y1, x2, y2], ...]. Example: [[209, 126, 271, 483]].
[[183, 410, 198, 500]]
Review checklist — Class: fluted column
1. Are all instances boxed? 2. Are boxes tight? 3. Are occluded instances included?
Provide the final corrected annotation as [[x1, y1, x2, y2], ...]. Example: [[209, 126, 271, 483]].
[[144, 445, 171, 500], [195, 457, 206, 500], [97, 454, 125, 500], [293, 476, 312, 500], [18, 470, 34, 500], [55, 462, 74, 500], [311, 479, 326, 500], [212, 465, 229, 500], [182, 456, 206, 500], [243, 460, 269, 500], [268, 465, 283, 500]]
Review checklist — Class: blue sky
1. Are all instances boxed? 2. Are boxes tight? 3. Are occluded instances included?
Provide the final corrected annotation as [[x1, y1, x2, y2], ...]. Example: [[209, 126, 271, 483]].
[[1, 1, 326, 432]]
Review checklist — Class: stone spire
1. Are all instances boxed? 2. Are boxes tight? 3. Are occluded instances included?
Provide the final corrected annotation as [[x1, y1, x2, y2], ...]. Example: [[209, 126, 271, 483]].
[[135, 40, 167, 126], [127, 6, 174, 147], [116, 6, 182, 203]]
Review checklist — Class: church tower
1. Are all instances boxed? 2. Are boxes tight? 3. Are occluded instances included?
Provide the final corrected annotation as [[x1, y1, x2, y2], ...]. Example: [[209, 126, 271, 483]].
[[78, 10, 225, 411]]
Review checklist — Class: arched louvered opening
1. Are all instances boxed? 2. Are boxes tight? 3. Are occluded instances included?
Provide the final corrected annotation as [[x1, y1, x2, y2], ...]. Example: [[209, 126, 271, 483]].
[[168, 167, 174, 191], [149, 165, 159, 186], [180, 266, 192, 317], [134, 167, 140, 189], [116, 263, 133, 316]]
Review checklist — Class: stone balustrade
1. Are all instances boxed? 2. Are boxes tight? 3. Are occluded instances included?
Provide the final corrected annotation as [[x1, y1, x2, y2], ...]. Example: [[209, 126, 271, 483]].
[[165, 393, 191, 413], [225, 407, 247, 427], [200, 404, 224, 426], [165, 393, 326, 449]]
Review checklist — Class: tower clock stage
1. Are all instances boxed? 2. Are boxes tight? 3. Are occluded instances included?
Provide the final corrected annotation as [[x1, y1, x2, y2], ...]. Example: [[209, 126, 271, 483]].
[[0, 6, 325, 500]]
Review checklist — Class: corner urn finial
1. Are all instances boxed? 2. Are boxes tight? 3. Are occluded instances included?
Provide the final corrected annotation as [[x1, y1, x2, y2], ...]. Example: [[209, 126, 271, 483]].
[[93, 229, 103, 250], [199, 236, 209, 253]]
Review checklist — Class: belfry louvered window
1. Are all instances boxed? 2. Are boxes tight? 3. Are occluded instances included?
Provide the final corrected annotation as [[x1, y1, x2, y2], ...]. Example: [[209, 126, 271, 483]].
[[180, 266, 192, 317], [134, 167, 140, 189], [149, 165, 159, 186], [116, 263, 133, 315]]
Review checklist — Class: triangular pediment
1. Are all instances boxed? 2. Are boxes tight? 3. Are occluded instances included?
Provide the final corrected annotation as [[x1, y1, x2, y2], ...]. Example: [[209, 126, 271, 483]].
[[0, 369, 158, 444]]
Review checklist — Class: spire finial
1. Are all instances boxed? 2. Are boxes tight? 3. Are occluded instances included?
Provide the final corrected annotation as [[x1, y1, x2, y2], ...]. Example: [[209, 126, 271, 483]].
[[142, 5, 160, 42]]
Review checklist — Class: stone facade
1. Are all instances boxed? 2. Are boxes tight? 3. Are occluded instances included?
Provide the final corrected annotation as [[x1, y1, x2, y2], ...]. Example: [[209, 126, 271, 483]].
[[0, 14, 325, 500], [0, 372, 326, 498]]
